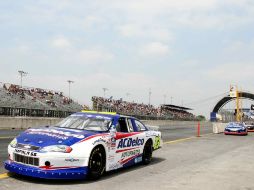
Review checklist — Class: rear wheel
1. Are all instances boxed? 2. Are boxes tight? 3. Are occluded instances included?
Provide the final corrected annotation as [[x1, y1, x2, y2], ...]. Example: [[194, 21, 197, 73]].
[[88, 146, 105, 180], [142, 140, 153, 165]]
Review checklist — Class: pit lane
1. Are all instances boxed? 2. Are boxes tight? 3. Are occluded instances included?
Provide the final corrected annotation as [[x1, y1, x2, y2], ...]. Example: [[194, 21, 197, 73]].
[[1, 124, 254, 190]]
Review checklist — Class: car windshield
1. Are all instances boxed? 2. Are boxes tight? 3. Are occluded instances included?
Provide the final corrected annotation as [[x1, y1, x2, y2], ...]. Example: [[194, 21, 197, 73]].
[[228, 123, 244, 128], [55, 116, 112, 132]]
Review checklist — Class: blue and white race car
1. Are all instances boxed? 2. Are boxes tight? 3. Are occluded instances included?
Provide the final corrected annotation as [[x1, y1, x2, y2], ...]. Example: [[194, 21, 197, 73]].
[[224, 122, 248, 135], [4, 111, 162, 179]]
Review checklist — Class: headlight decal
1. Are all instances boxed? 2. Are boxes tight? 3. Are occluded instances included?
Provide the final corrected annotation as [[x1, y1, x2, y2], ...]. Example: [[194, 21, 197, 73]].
[[40, 145, 72, 153], [10, 138, 17, 148]]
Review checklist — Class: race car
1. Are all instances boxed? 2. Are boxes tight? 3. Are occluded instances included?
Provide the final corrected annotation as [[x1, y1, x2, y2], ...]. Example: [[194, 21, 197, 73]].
[[224, 122, 248, 135], [4, 111, 162, 180], [244, 122, 254, 132]]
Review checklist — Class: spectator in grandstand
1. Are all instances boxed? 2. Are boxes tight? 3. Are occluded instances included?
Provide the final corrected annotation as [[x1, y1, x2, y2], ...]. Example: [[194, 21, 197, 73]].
[[92, 96, 195, 120]]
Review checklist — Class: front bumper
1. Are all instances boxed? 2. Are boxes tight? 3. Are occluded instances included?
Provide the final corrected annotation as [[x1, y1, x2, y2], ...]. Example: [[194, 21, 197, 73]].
[[224, 131, 248, 135], [4, 160, 88, 179], [247, 128, 254, 132]]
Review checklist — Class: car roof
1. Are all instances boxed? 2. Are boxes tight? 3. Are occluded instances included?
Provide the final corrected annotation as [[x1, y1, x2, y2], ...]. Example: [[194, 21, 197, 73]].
[[72, 110, 137, 120]]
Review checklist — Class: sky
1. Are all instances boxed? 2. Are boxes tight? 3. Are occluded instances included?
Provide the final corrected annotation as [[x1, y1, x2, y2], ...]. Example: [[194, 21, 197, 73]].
[[1, 0, 254, 118]]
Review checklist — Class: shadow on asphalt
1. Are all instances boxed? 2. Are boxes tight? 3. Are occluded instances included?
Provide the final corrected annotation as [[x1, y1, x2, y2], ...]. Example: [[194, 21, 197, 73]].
[[7, 157, 166, 185]]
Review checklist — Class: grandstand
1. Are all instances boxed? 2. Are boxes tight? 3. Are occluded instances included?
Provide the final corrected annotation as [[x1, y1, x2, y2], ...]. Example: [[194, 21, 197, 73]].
[[0, 83, 83, 117], [92, 96, 196, 121], [0, 83, 196, 120], [160, 104, 195, 120]]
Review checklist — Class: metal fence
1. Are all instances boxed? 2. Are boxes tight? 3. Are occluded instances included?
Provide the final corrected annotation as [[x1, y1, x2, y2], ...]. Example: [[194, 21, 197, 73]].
[[0, 107, 73, 118], [0, 105, 197, 121]]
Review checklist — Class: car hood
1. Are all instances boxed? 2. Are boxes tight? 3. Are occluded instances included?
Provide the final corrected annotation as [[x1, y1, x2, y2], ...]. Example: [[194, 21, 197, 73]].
[[15, 126, 100, 148], [225, 126, 245, 130]]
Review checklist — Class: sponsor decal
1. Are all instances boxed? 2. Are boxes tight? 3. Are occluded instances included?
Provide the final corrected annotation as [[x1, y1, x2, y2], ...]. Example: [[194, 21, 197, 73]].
[[134, 157, 142, 163], [108, 163, 121, 170], [111, 137, 116, 143], [145, 131, 158, 137], [153, 136, 161, 150], [14, 149, 37, 157], [65, 158, 79, 162], [27, 129, 85, 140], [92, 138, 107, 145], [95, 115, 112, 120], [10, 138, 17, 147], [24, 145, 31, 149], [111, 137, 116, 147], [145, 131, 153, 137], [108, 155, 115, 162], [85, 115, 112, 120], [121, 149, 140, 158], [117, 137, 144, 149]]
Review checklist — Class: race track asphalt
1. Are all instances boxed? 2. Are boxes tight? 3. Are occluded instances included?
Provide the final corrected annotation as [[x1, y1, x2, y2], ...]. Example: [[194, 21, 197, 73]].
[[3, 123, 254, 190], [0, 122, 211, 174]]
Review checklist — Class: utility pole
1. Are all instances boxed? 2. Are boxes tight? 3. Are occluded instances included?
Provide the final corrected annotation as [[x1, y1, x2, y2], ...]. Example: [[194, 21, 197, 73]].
[[149, 88, 152, 105], [18, 70, 28, 88], [67, 80, 74, 100], [102, 88, 108, 98]]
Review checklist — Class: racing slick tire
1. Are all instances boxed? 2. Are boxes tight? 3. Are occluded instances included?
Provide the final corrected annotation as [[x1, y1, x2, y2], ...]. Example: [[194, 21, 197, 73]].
[[88, 146, 106, 180], [142, 139, 153, 165]]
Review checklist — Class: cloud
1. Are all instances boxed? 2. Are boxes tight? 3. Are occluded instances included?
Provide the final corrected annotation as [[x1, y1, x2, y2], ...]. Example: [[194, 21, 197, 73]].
[[110, 0, 218, 14], [78, 49, 114, 63], [117, 24, 173, 41], [223, 40, 254, 54], [207, 62, 254, 82], [16, 45, 30, 54], [110, 0, 254, 30], [139, 42, 170, 56], [1, 0, 254, 118], [83, 15, 103, 29], [51, 36, 71, 49]]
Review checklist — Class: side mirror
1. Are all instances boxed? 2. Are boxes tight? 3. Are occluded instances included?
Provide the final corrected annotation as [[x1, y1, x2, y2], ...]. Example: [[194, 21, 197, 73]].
[[109, 125, 116, 136]]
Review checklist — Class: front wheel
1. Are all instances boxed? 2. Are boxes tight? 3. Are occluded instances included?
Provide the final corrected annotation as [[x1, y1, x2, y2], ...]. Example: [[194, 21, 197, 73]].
[[142, 140, 153, 165], [88, 146, 106, 180]]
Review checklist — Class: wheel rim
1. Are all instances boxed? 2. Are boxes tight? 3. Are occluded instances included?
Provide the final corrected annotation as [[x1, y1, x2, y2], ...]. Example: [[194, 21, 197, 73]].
[[90, 151, 103, 173], [144, 143, 152, 161]]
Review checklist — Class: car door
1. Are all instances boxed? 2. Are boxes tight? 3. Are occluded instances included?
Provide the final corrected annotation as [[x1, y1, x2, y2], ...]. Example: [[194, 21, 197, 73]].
[[114, 117, 146, 168], [107, 116, 133, 171]]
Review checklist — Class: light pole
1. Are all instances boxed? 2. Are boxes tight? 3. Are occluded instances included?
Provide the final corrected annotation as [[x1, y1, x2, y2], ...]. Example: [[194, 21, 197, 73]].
[[126, 92, 130, 101], [18, 70, 28, 88], [149, 88, 152, 105], [163, 94, 167, 104], [102, 88, 108, 98], [67, 80, 74, 100]]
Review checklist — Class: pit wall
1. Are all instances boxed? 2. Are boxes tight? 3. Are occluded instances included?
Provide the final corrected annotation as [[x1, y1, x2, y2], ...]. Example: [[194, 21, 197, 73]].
[[142, 120, 212, 128], [0, 116, 211, 130], [212, 122, 227, 134], [0, 117, 62, 129]]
